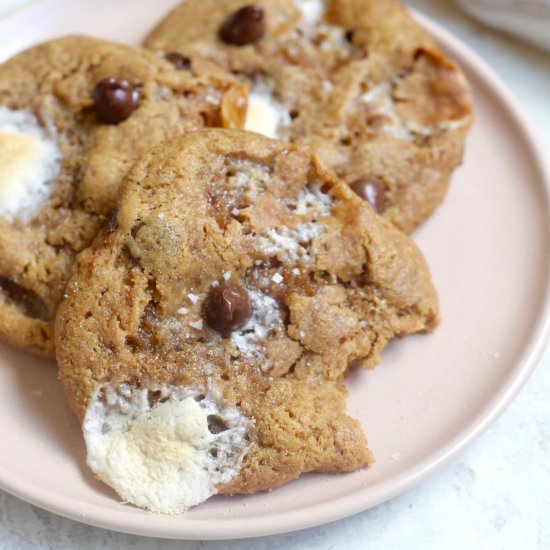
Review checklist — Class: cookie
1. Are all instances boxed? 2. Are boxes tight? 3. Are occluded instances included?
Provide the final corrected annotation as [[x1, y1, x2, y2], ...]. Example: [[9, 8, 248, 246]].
[[145, 0, 472, 233], [56, 129, 438, 512], [0, 35, 246, 358]]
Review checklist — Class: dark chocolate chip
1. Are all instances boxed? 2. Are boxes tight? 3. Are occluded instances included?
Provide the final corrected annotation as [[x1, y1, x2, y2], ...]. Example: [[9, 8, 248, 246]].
[[94, 78, 141, 124], [219, 5, 266, 46], [147, 390, 163, 407], [204, 282, 253, 336], [345, 29, 355, 43], [165, 52, 192, 71], [350, 177, 387, 213], [207, 415, 229, 434], [0, 276, 49, 321]]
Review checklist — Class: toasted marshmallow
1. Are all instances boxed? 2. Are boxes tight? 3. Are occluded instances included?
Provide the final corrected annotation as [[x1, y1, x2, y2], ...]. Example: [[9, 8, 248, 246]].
[[0, 107, 61, 222], [83, 384, 251, 514], [244, 80, 290, 139]]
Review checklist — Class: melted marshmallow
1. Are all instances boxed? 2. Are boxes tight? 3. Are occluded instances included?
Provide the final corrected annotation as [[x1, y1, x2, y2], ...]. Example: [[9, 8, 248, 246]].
[[231, 290, 283, 363], [84, 384, 250, 514], [0, 107, 61, 222], [244, 80, 290, 139], [295, 0, 325, 26], [257, 184, 332, 262]]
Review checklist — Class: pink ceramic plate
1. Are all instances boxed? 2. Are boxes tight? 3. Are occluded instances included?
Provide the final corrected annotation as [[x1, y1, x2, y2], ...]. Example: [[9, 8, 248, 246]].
[[0, 0, 549, 540]]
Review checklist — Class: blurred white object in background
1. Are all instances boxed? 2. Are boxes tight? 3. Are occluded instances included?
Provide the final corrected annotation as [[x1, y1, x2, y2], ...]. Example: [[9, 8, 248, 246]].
[[0, 0, 31, 17], [457, 0, 550, 51]]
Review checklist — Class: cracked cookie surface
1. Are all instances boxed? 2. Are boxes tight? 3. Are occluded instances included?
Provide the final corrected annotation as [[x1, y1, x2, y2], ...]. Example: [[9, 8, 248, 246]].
[[145, 0, 472, 233], [0, 35, 245, 358], [56, 129, 438, 511]]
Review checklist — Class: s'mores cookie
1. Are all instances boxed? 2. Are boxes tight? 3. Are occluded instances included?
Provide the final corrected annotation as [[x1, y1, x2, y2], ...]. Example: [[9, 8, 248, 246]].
[[56, 129, 438, 512], [145, 0, 472, 233], [0, 35, 245, 358]]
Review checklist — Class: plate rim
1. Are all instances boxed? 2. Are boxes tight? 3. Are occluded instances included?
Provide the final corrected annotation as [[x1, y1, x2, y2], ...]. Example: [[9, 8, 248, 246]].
[[0, 1, 549, 540]]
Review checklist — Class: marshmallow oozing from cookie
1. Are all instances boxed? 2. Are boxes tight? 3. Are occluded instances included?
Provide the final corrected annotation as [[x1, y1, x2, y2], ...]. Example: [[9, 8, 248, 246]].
[[0, 107, 61, 222], [244, 79, 290, 138], [84, 384, 250, 513]]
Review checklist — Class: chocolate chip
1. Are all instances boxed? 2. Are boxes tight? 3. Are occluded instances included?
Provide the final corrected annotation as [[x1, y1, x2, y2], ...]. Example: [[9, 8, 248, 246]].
[[345, 29, 355, 43], [204, 282, 253, 336], [165, 52, 192, 71], [94, 78, 141, 124], [207, 415, 229, 434], [350, 177, 387, 213], [0, 276, 49, 321], [219, 5, 266, 46], [147, 390, 164, 407]]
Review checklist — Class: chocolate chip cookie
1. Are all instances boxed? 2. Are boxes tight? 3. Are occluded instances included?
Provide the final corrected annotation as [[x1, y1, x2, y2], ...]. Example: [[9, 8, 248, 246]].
[[145, 0, 472, 233], [0, 35, 246, 358], [56, 129, 438, 512]]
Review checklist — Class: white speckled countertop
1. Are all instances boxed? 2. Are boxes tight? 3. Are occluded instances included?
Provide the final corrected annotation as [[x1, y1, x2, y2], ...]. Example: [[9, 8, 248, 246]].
[[0, 0, 549, 548]]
